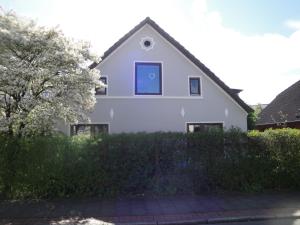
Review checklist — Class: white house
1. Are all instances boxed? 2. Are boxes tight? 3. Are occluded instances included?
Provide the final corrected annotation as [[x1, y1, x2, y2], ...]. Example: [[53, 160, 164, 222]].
[[60, 17, 252, 135]]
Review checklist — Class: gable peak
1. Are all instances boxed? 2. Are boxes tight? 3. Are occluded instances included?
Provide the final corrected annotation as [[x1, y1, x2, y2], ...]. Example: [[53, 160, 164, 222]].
[[89, 17, 252, 113]]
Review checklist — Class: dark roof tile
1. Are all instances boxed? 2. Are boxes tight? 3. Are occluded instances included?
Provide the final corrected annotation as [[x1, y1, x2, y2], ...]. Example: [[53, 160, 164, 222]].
[[257, 80, 300, 125]]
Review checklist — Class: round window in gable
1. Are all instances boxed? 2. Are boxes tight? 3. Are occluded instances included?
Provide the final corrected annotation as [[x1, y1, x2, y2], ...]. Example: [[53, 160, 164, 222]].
[[140, 36, 155, 51], [144, 40, 151, 47]]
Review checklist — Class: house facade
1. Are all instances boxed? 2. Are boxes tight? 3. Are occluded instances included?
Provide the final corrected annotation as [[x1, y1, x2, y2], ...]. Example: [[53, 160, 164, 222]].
[[61, 17, 252, 135]]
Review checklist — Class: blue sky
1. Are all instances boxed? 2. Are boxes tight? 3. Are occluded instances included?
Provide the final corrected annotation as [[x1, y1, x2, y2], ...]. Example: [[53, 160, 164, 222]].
[[208, 0, 300, 35], [2, 0, 299, 36], [1, 0, 300, 104]]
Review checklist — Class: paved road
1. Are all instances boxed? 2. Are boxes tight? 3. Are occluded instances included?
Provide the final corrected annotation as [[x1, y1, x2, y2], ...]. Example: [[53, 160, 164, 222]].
[[2, 218, 300, 225], [219, 218, 300, 225], [1, 193, 300, 225]]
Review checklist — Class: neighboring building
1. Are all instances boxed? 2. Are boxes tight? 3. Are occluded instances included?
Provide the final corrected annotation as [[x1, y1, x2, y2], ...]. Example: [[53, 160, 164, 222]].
[[250, 104, 268, 110], [62, 17, 252, 135], [256, 80, 300, 131]]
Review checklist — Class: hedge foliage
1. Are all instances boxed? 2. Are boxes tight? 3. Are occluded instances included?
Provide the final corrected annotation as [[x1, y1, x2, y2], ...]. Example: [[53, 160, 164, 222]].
[[0, 128, 300, 199]]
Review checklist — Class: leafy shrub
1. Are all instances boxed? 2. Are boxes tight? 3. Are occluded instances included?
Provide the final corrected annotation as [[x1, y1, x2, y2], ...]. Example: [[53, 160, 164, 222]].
[[249, 129, 300, 189], [0, 128, 300, 199], [187, 129, 224, 192]]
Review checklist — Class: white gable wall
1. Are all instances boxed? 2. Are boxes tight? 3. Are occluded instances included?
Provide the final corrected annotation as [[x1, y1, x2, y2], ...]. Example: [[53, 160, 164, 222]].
[[75, 24, 247, 134]]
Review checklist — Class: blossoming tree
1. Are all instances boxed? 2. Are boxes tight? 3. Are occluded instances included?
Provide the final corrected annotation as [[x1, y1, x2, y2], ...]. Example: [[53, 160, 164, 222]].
[[0, 11, 101, 136]]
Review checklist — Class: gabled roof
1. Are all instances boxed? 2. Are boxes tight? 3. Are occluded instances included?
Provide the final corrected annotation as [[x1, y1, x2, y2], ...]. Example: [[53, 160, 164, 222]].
[[257, 80, 300, 125], [90, 17, 252, 113]]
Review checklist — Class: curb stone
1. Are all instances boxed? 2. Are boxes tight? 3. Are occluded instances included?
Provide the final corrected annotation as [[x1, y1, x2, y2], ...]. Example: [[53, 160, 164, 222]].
[[155, 215, 300, 225], [115, 222, 157, 225]]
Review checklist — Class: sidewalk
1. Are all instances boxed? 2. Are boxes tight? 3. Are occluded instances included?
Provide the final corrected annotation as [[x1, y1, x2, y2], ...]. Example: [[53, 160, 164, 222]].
[[1, 192, 300, 225]]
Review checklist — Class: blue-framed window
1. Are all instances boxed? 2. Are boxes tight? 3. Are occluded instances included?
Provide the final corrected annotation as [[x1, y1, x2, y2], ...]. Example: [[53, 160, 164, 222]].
[[189, 77, 201, 96], [135, 62, 162, 95]]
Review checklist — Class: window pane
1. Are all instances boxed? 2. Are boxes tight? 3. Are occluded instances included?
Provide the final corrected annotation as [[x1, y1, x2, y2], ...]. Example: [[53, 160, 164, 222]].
[[94, 124, 108, 135], [71, 124, 109, 136], [203, 124, 222, 131], [187, 123, 222, 133], [96, 77, 107, 95], [190, 78, 200, 95], [77, 125, 91, 135], [136, 63, 161, 94]]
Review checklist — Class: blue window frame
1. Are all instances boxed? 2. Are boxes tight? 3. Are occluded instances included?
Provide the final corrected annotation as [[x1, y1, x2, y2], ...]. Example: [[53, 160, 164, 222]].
[[189, 77, 201, 95], [135, 62, 162, 95]]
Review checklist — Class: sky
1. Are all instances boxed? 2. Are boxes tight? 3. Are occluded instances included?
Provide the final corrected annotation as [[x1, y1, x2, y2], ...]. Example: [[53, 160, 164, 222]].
[[1, 0, 300, 105]]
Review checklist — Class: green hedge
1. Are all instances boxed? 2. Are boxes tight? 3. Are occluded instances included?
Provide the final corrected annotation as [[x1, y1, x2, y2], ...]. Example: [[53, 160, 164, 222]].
[[0, 128, 300, 199]]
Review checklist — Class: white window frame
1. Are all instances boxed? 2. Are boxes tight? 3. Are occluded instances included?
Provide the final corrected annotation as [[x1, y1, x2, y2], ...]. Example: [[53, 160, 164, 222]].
[[70, 123, 110, 135]]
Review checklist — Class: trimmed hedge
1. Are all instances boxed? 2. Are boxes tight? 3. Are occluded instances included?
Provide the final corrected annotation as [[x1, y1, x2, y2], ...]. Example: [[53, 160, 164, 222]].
[[0, 128, 300, 199]]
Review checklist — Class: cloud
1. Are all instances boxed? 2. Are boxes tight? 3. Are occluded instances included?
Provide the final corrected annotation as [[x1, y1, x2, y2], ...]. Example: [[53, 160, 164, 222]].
[[8, 0, 300, 105], [150, 1, 300, 104], [285, 19, 300, 30]]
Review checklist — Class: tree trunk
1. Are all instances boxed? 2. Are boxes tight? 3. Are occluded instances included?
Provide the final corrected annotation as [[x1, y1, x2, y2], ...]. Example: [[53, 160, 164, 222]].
[[7, 123, 13, 136], [17, 122, 26, 138], [2, 110, 16, 197], [5, 107, 14, 137]]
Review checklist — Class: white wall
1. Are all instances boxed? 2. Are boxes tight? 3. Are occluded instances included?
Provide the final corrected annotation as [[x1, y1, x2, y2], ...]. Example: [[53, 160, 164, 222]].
[[64, 24, 248, 134]]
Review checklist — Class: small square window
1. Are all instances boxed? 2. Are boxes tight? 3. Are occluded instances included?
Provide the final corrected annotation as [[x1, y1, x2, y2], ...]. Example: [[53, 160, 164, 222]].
[[135, 62, 162, 95], [96, 77, 107, 95], [189, 77, 201, 96]]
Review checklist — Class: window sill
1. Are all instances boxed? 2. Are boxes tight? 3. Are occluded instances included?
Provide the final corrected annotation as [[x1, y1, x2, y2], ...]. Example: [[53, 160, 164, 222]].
[[95, 95, 204, 99]]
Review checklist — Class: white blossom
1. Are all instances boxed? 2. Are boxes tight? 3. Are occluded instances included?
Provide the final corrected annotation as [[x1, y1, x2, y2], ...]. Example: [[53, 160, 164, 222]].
[[0, 11, 102, 136]]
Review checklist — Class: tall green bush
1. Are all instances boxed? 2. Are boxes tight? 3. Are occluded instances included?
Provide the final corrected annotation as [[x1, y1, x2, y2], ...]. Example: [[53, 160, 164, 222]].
[[0, 128, 300, 199], [249, 129, 300, 189], [187, 129, 224, 192]]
